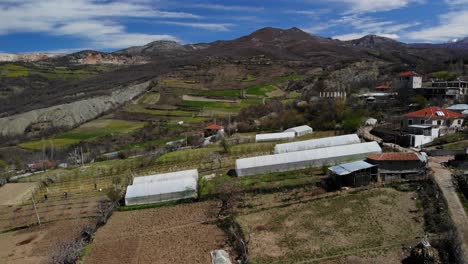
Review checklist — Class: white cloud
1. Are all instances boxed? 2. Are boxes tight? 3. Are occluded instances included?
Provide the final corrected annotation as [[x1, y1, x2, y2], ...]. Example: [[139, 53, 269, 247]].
[[189, 4, 264, 12], [0, 0, 198, 49], [405, 10, 468, 42], [333, 32, 399, 40], [328, 0, 419, 14], [304, 15, 419, 38], [285, 9, 331, 16], [161, 22, 235, 31]]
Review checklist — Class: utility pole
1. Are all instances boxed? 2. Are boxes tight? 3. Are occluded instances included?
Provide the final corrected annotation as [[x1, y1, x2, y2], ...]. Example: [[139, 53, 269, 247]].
[[31, 195, 41, 225], [80, 146, 84, 167]]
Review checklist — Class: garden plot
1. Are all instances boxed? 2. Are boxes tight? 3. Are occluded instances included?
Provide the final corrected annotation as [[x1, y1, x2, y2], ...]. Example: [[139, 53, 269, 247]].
[[0, 218, 94, 264], [0, 196, 107, 232], [85, 201, 231, 264], [237, 187, 424, 264], [0, 183, 38, 205]]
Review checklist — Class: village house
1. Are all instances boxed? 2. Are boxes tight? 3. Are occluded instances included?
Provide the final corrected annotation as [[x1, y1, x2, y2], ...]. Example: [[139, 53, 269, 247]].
[[204, 124, 224, 137], [398, 71, 422, 89], [418, 80, 468, 100], [366, 152, 427, 181], [400, 107, 464, 147]]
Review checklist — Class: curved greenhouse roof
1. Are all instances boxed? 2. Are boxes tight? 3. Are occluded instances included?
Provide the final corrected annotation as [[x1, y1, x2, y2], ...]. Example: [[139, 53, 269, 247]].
[[274, 134, 360, 154], [236, 141, 382, 177], [284, 125, 313, 136], [132, 169, 198, 185], [255, 132, 295, 142]]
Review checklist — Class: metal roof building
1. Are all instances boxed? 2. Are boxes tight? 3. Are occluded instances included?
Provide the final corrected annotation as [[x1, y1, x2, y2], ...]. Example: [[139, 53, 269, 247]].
[[255, 132, 295, 142], [236, 141, 382, 177], [284, 125, 313, 137], [328, 160, 376, 176], [125, 169, 198, 206], [274, 134, 361, 154]]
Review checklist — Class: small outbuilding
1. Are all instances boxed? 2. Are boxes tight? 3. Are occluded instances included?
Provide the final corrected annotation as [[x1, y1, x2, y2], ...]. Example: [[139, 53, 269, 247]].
[[255, 132, 295, 142], [274, 134, 361, 154], [125, 169, 199, 206], [329, 160, 378, 187], [367, 152, 427, 181], [205, 124, 224, 137], [284, 125, 313, 137], [236, 141, 382, 177]]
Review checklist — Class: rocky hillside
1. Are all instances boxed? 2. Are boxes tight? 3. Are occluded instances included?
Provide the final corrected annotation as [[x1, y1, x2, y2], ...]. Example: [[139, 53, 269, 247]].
[[0, 53, 62, 62], [0, 81, 151, 136]]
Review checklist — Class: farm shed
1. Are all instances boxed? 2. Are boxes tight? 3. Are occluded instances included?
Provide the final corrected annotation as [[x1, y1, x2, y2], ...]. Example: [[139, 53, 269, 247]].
[[132, 169, 198, 185], [329, 160, 378, 187], [367, 152, 427, 181], [255, 132, 295, 142], [125, 170, 198, 206], [274, 134, 361, 154], [284, 125, 313, 137], [236, 142, 382, 177]]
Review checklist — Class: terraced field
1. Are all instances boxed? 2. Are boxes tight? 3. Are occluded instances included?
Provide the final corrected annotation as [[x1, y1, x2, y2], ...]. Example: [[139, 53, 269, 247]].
[[19, 119, 145, 149]]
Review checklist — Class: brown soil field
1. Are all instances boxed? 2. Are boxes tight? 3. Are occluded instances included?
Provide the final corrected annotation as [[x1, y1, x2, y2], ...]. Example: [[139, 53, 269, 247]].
[[237, 187, 424, 264], [0, 183, 38, 205], [85, 201, 231, 264], [0, 196, 107, 232], [0, 219, 94, 264]]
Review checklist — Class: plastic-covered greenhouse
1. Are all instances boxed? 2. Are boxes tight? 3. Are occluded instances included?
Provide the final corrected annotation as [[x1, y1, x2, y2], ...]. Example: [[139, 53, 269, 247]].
[[255, 132, 295, 142], [236, 141, 382, 177], [132, 169, 198, 185], [274, 134, 361, 154], [284, 125, 313, 137], [125, 169, 198, 206]]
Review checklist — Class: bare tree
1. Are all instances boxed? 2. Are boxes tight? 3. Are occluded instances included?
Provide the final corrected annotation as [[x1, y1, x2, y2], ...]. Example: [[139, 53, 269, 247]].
[[215, 178, 242, 218]]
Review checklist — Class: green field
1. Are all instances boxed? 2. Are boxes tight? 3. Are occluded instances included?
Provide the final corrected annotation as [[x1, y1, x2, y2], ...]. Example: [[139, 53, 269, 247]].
[[0, 63, 107, 80], [196, 89, 241, 98], [19, 119, 145, 149], [125, 104, 197, 117]]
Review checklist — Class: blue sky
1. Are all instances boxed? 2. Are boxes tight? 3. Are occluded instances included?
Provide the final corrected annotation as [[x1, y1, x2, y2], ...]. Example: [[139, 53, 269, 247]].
[[0, 0, 467, 53]]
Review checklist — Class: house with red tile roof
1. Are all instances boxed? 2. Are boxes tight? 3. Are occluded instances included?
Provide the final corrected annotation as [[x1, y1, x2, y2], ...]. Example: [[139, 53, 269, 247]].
[[204, 124, 224, 137], [400, 107, 464, 147]]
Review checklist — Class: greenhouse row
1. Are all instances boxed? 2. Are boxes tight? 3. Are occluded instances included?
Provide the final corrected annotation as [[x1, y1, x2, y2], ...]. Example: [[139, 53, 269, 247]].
[[235, 141, 382, 177], [255, 132, 295, 142], [125, 169, 199, 206], [284, 125, 313, 137], [274, 134, 361, 154]]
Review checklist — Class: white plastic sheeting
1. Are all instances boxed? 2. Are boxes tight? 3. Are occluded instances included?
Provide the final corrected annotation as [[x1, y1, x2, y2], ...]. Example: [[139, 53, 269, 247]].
[[132, 169, 198, 185], [125, 169, 198, 206], [255, 132, 295, 142], [236, 142, 382, 177], [284, 125, 313, 137], [274, 134, 361, 154]]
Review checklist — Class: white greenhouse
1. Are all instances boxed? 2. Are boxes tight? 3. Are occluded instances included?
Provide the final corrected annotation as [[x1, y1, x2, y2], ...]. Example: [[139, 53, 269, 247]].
[[132, 169, 198, 185], [125, 169, 199, 206], [284, 125, 313, 137], [274, 134, 361, 154], [236, 141, 382, 177], [255, 132, 295, 142]]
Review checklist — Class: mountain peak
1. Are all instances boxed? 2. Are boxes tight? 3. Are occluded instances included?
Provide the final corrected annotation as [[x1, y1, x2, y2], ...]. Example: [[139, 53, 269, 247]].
[[244, 26, 313, 43], [347, 34, 405, 48]]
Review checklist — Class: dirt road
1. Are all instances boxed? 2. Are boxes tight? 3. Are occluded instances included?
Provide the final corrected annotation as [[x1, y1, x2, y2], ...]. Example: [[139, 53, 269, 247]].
[[430, 157, 468, 261]]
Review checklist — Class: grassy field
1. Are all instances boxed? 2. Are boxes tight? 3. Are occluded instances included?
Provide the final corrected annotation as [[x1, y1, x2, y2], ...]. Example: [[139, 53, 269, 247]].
[[237, 187, 424, 263], [19, 119, 145, 149], [0, 63, 107, 80], [196, 89, 241, 98]]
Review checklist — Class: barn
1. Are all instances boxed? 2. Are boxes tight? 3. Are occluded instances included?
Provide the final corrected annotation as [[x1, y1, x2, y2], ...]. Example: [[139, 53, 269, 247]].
[[284, 125, 313, 137], [274, 134, 361, 154], [236, 141, 382, 177], [255, 132, 295, 142], [125, 169, 199, 206]]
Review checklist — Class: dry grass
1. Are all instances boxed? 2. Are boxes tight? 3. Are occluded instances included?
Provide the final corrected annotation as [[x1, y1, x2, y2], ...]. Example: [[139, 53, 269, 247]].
[[238, 187, 424, 264]]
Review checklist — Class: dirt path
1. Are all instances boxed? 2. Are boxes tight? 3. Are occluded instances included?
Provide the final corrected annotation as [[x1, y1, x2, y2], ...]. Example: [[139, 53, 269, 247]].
[[430, 157, 468, 261]]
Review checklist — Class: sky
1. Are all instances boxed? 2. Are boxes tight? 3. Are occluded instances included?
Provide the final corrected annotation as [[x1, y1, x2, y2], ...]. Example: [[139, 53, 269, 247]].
[[0, 0, 467, 53]]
